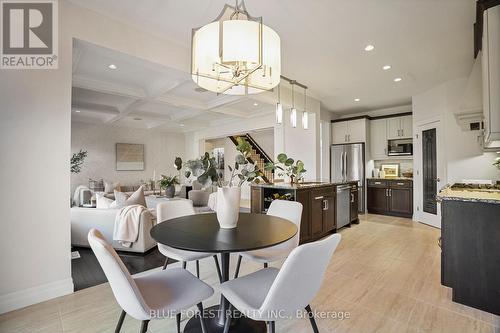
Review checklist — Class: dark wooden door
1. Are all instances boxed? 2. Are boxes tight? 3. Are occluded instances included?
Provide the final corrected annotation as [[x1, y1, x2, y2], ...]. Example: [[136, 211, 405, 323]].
[[250, 187, 262, 213], [310, 196, 324, 237], [323, 194, 336, 231], [422, 128, 437, 214], [389, 188, 413, 215], [367, 187, 388, 213], [296, 190, 310, 243]]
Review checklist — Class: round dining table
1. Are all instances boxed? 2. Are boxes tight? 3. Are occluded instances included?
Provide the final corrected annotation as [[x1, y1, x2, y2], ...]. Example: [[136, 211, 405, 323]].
[[150, 212, 298, 333]]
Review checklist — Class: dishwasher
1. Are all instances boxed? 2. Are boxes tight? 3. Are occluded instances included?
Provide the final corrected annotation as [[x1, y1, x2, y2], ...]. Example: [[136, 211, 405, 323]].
[[336, 185, 351, 229]]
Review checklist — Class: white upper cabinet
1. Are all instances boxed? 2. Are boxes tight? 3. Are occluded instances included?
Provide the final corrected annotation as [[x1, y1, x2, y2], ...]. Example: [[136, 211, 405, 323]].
[[347, 119, 367, 142], [331, 119, 367, 144], [401, 115, 413, 138], [482, 5, 500, 148], [387, 115, 412, 139], [331, 122, 348, 144], [370, 118, 387, 159]]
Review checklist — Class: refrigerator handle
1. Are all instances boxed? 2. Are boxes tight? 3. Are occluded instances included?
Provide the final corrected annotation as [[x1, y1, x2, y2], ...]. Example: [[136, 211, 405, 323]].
[[343, 151, 347, 182]]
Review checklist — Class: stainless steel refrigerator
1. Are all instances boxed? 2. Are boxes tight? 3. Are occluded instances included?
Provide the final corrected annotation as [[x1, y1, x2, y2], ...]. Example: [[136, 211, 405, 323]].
[[331, 143, 365, 213]]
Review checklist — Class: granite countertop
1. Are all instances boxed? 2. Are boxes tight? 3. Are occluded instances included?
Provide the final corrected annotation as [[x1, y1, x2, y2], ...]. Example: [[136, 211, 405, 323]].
[[437, 186, 500, 204], [368, 177, 413, 181], [251, 181, 356, 190]]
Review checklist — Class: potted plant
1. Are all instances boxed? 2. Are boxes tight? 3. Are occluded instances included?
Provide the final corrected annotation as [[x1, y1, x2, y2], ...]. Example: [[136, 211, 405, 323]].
[[184, 138, 263, 228], [265, 153, 306, 184], [159, 175, 179, 198]]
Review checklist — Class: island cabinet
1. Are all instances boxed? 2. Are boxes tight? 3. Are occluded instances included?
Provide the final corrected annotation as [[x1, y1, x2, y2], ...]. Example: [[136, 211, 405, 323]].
[[367, 179, 413, 218], [250, 184, 337, 244]]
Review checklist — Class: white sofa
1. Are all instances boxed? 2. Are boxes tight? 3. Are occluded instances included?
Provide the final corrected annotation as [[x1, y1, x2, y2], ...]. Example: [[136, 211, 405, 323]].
[[71, 207, 157, 253]]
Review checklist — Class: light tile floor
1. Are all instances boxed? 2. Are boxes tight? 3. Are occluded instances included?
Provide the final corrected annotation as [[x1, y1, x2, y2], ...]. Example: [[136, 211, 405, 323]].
[[1, 214, 499, 333]]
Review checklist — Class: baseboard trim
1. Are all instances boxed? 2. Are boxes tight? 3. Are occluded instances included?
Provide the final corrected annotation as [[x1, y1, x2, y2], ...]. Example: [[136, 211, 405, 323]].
[[0, 278, 74, 314]]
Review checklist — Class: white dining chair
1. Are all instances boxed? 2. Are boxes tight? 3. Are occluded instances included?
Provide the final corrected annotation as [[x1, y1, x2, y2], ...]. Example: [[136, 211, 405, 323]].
[[88, 229, 213, 333], [157, 200, 222, 281], [220, 233, 341, 333], [234, 200, 303, 278]]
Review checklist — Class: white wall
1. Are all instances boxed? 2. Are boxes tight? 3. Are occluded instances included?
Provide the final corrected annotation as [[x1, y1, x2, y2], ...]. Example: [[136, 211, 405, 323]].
[[71, 122, 185, 194], [0, 0, 193, 313], [412, 77, 500, 222], [249, 129, 274, 158]]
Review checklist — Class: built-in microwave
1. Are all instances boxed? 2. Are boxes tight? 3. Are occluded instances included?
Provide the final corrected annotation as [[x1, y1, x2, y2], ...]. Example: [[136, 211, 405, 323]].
[[388, 139, 413, 156]]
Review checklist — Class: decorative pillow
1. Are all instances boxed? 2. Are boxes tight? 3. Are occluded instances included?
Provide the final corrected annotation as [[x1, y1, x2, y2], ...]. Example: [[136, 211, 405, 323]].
[[96, 193, 115, 209], [114, 186, 147, 208], [104, 181, 121, 194]]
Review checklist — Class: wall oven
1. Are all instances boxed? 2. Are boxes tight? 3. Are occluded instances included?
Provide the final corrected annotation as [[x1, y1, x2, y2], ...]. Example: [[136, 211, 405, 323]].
[[388, 139, 413, 156]]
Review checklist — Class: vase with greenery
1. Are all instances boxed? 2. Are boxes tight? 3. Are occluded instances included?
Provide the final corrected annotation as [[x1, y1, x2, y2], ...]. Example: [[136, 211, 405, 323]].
[[70, 149, 88, 174], [182, 137, 263, 228], [264, 153, 306, 184], [159, 175, 179, 198]]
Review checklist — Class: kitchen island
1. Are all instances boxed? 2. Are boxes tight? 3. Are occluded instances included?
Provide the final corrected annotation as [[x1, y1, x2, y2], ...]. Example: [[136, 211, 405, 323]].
[[250, 181, 358, 244], [438, 185, 500, 315]]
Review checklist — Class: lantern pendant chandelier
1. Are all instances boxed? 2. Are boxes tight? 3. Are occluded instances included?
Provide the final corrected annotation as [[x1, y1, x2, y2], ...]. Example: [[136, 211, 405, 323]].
[[191, 0, 281, 95]]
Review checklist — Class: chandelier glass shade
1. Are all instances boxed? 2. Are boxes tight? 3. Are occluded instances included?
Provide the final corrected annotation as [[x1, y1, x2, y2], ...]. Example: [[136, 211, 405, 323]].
[[191, 1, 281, 95]]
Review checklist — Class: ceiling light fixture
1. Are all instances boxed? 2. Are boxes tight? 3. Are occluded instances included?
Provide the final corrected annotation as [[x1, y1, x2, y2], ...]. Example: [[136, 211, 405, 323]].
[[394, 77, 402, 82], [290, 81, 297, 128], [191, 0, 281, 95], [382, 65, 391, 70], [179, 124, 185, 127], [75, 110, 81, 113], [354, 98, 360, 102], [302, 86, 308, 129], [108, 64, 117, 70], [275, 83, 283, 124], [364, 44, 375, 51], [253, 102, 259, 106]]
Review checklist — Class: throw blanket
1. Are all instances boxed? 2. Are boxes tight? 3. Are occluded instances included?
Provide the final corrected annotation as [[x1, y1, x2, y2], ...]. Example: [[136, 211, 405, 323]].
[[113, 205, 147, 247]]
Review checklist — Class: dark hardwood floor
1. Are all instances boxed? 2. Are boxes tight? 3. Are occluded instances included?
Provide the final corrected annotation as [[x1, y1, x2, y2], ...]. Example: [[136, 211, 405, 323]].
[[71, 246, 166, 291]]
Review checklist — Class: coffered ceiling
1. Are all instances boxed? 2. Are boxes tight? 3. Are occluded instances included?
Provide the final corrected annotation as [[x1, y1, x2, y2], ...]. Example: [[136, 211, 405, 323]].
[[72, 40, 274, 132], [68, 0, 476, 113]]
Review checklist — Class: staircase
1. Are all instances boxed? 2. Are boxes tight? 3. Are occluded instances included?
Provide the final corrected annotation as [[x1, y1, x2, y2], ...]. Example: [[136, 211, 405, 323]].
[[229, 134, 274, 183]]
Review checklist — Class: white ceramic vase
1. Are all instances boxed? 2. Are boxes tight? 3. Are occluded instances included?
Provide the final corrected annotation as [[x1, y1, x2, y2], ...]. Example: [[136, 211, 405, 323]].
[[216, 186, 241, 229]]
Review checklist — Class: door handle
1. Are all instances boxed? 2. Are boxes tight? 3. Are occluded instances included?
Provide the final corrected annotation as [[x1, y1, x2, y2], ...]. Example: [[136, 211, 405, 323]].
[[322, 199, 328, 211], [315, 196, 324, 200], [389, 189, 392, 196], [386, 189, 388, 196], [351, 193, 354, 203]]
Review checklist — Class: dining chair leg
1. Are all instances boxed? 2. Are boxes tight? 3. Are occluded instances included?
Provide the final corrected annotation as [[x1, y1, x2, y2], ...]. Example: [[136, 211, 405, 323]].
[[139, 320, 149, 333], [305, 304, 319, 333], [196, 303, 208, 333], [223, 304, 233, 333], [264, 262, 268, 268], [176, 312, 181, 333], [162, 257, 171, 270], [213, 255, 222, 283], [114, 310, 126, 333], [182, 261, 187, 269], [196, 260, 200, 278], [234, 255, 242, 278], [266, 321, 275, 333]]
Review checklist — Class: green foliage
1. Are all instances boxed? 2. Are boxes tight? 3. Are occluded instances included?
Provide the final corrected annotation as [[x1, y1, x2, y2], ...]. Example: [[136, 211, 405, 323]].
[[184, 153, 222, 187], [265, 152, 306, 183], [494, 157, 500, 170], [70, 149, 88, 174], [158, 175, 179, 189]]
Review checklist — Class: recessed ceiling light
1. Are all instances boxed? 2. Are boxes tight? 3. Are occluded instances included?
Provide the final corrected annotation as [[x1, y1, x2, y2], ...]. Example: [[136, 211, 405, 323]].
[[133, 117, 142, 121], [74, 110, 81, 113], [253, 102, 259, 106], [364, 44, 375, 51], [382, 65, 392, 70], [179, 124, 185, 127], [394, 77, 402, 82], [108, 64, 117, 70], [354, 98, 360, 102]]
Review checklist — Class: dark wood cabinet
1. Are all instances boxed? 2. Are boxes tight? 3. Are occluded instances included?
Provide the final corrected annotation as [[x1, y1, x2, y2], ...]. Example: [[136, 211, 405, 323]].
[[350, 183, 359, 223], [367, 179, 413, 218], [250, 184, 339, 244]]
